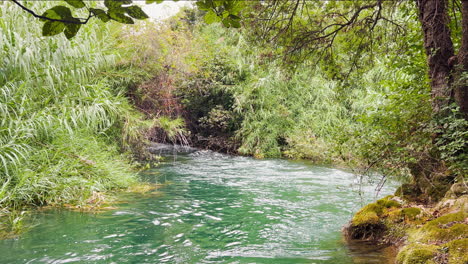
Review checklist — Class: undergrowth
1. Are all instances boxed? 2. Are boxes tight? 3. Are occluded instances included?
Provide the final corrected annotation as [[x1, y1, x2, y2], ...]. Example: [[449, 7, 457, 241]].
[[0, 1, 154, 233]]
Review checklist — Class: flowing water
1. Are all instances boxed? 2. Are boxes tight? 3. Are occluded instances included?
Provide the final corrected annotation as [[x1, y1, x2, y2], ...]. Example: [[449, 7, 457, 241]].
[[0, 149, 397, 263]]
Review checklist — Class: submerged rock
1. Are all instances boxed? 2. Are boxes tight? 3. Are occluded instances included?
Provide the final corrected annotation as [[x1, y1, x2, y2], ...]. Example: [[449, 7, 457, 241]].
[[147, 143, 198, 155]]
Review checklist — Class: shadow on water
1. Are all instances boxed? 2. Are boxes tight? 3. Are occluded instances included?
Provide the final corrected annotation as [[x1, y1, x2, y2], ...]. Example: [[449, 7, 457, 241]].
[[0, 145, 398, 264]]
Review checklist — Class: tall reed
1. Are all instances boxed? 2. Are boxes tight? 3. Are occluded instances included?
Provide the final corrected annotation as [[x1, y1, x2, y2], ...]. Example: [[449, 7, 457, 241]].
[[0, 1, 144, 210]]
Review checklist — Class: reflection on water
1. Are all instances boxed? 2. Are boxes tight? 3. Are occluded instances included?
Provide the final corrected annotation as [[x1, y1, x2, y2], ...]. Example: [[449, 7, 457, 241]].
[[0, 149, 396, 263]]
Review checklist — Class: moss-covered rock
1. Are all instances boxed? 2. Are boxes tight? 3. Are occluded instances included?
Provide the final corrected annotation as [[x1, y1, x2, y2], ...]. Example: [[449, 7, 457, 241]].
[[401, 207, 422, 221], [346, 196, 403, 240], [346, 194, 467, 264], [396, 243, 439, 264], [352, 196, 402, 226], [444, 238, 468, 264], [409, 212, 467, 243], [378, 196, 403, 208], [444, 183, 468, 199]]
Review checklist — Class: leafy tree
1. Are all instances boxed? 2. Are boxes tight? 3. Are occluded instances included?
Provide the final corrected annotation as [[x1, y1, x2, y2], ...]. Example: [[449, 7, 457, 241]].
[[12, 0, 467, 200]]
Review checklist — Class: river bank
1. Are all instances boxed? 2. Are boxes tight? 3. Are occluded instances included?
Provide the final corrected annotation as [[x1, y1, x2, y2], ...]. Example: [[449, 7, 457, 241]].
[[344, 192, 467, 264]]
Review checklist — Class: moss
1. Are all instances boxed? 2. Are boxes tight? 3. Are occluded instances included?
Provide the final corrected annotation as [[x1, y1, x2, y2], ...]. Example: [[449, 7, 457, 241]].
[[427, 211, 466, 226], [410, 212, 468, 243], [351, 196, 403, 227], [377, 197, 402, 208], [353, 210, 380, 225], [444, 238, 468, 264], [396, 243, 439, 264], [386, 209, 405, 222], [401, 208, 422, 221]]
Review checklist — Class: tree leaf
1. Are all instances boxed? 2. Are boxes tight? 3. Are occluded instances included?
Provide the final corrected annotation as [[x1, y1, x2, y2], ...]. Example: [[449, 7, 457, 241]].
[[146, 0, 164, 4], [109, 10, 134, 24], [63, 0, 85, 9], [204, 10, 220, 24], [196, 1, 211, 10], [90, 8, 110, 23], [222, 18, 230, 28], [229, 18, 241, 28], [42, 21, 65, 36], [104, 0, 132, 9], [64, 20, 81, 39], [42, 6, 72, 20], [125, 6, 149, 20], [228, 14, 241, 20]]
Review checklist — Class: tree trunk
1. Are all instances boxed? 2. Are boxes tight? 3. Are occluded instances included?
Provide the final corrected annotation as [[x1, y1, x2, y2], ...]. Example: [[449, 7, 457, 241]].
[[411, 0, 460, 202], [454, 0, 468, 117], [417, 0, 455, 113]]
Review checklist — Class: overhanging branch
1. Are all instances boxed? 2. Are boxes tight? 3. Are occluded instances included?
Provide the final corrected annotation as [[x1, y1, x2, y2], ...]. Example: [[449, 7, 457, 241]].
[[10, 0, 93, 24]]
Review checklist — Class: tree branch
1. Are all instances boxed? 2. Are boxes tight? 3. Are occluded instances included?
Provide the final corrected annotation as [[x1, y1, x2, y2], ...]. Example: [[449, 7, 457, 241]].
[[10, 0, 93, 24]]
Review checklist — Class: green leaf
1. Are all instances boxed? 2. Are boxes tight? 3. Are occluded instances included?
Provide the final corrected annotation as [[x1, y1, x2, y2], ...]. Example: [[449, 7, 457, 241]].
[[229, 18, 241, 28], [222, 18, 230, 27], [125, 6, 149, 20], [42, 6, 72, 20], [104, 0, 132, 9], [90, 8, 111, 22], [42, 21, 65, 36], [64, 20, 81, 39], [109, 10, 134, 24], [63, 0, 85, 9], [196, 1, 211, 10], [228, 14, 241, 20], [146, 0, 164, 3], [204, 10, 221, 24]]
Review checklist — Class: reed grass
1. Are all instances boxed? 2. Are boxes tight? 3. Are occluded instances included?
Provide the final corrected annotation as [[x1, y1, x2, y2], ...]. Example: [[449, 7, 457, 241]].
[[0, 1, 146, 211]]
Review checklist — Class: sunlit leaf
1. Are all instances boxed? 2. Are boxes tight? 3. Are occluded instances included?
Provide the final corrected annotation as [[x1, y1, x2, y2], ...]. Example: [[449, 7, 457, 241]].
[[63, 0, 85, 9], [125, 6, 149, 20], [64, 20, 81, 39], [42, 6, 72, 20], [42, 21, 65, 36], [204, 10, 221, 24], [90, 8, 110, 23], [109, 10, 134, 24], [146, 0, 164, 4]]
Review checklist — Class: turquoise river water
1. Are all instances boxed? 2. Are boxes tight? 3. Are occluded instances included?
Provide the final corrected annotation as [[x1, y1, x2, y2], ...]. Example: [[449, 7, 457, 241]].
[[0, 150, 396, 263]]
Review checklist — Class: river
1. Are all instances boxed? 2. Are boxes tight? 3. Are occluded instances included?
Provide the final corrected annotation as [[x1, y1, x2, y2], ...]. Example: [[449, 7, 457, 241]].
[[0, 149, 396, 263]]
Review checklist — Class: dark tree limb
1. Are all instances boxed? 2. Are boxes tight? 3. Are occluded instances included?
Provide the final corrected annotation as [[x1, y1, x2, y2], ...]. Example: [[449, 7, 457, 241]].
[[10, 0, 93, 24]]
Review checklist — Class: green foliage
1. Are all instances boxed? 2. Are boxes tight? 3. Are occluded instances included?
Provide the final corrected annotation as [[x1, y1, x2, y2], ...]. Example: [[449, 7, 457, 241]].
[[0, 2, 146, 209], [154, 116, 188, 144], [130, 6, 438, 176], [196, 0, 243, 28], [432, 104, 468, 176], [13, 0, 245, 39]]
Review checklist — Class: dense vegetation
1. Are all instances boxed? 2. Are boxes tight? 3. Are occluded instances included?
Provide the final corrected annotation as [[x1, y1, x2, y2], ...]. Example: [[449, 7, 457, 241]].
[[128, 6, 466, 189], [1, 0, 467, 262], [0, 1, 159, 229]]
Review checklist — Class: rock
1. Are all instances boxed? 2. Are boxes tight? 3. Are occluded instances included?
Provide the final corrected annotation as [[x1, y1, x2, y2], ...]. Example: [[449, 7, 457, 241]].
[[147, 143, 198, 155]]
